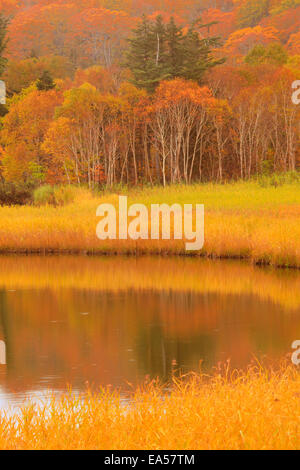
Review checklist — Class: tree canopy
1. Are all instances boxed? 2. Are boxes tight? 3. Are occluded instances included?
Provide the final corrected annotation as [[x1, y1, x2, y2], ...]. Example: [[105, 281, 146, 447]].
[[126, 15, 225, 92], [0, 14, 8, 77]]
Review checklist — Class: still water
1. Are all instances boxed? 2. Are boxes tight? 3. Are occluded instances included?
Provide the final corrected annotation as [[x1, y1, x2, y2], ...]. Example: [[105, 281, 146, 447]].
[[0, 255, 300, 410]]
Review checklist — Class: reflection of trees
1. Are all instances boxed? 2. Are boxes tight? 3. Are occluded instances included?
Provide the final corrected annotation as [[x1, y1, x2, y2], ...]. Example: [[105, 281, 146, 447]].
[[0, 290, 8, 368], [135, 322, 215, 380], [0, 341, 5, 365], [1, 285, 300, 396]]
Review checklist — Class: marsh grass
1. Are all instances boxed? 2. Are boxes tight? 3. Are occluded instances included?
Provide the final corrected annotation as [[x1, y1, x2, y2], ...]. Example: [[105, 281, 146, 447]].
[[1, 180, 300, 267], [0, 362, 299, 450]]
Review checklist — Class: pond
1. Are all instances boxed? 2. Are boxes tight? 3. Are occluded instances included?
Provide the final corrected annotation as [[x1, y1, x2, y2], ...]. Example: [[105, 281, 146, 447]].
[[0, 255, 299, 410]]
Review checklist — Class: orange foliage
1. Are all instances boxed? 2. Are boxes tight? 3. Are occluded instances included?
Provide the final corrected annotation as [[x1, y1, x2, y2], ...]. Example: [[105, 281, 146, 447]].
[[288, 31, 300, 55], [69, 8, 136, 67], [73, 66, 116, 93], [0, 0, 20, 16], [1, 88, 62, 182], [260, 5, 300, 43], [201, 8, 237, 39], [0, 0, 299, 187], [5, 2, 136, 68], [152, 79, 214, 109], [224, 25, 280, 61], [2, 0, 299, 70]]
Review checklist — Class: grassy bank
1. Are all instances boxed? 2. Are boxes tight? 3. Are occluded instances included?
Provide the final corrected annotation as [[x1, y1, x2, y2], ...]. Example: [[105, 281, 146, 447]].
[[0, 364, 299, 450], [1, 180, 300, 268]]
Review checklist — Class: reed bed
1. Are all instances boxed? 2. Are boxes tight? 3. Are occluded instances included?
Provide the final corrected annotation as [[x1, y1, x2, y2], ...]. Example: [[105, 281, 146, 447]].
[[0, 363, 299, 450], [0, 181, 300, 268]]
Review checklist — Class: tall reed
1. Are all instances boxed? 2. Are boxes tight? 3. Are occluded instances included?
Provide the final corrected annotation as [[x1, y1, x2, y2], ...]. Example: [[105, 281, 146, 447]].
[[0, 363, 299, 450]]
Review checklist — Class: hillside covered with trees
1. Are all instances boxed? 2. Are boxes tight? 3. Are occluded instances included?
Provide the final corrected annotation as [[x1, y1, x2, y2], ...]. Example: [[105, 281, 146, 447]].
[[0, 0, 299, 193]]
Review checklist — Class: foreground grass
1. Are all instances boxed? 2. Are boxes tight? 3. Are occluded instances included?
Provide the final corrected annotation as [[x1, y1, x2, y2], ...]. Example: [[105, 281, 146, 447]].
[[1, 364, 300, 450], [1, 180, 300, 267]]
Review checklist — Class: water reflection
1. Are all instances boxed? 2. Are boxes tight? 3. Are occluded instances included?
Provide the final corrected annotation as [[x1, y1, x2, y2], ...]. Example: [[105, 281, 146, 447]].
[[0, 255, 299, 409], [0, 341, 5, 365]]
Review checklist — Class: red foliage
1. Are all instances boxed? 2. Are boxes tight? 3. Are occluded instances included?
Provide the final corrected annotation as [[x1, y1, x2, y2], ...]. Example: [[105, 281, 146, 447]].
[[201, 8, 237, 39], [260, 6, 300, 43]]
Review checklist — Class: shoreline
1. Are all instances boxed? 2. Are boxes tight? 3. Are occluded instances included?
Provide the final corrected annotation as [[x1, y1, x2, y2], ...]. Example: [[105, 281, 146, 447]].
[[1, 180, 300, 270], [1, 253, 300, 311], [1, 364, 299, 450], [0, 249, 300, 271]]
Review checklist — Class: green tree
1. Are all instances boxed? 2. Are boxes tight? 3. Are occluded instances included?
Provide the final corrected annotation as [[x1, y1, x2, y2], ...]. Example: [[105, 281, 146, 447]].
[[0, 14, 8, 77], [264, 43, 288, 65], [126, 15, 161, 93], [238, 0, 270, 28], [27, 161, 45, 186], [245, 44, 266, 64], [126, 16, 224, 93], [245, 43, 288, 66], [181, 25, 224, 83], [36, 70, 56, 91], [153, 16, 168, 72], [271, 0, 300, 15], [165, 17, 184, 79]]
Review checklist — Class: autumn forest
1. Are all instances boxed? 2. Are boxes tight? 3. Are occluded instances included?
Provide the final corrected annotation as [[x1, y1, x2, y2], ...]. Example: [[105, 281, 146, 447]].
[[1, 1, 300, 452], [0, 0, 299, 193]]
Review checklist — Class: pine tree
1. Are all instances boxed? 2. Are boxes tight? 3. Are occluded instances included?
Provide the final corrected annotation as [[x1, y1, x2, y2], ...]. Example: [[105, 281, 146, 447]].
[[152, 16, 168, 80], [0, 14, 8, 77], [36, 70, 56, 91], [126, 16, 160, 93], [181, 25, 225, 83], [165, 17, 184, 79], [126, 16, 224, 92]]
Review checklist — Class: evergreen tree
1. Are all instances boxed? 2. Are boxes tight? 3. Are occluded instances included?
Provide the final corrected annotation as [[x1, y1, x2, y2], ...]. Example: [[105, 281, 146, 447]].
[[0, 14, 8, 77], [245, 43, 288, 66], [126, 15, 161, 93], [165, 17, 184, 79], [126, 16, 224, 93], [152, 16, 168, 80], [36, 70, 56, 91], [181, 25, 225, 83]]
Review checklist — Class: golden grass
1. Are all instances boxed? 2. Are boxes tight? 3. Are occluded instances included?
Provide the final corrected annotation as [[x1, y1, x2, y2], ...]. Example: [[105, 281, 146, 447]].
[[1, 363, 300, 450], [0, 181, 300, 268]]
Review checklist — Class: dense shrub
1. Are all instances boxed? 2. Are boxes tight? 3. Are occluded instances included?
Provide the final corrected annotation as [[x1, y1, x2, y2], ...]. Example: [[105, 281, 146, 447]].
[[33, 185, 55, 206], [33, 185, 76, 206], [0, 182, 33, 205], [258, 171, 300, 187]]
